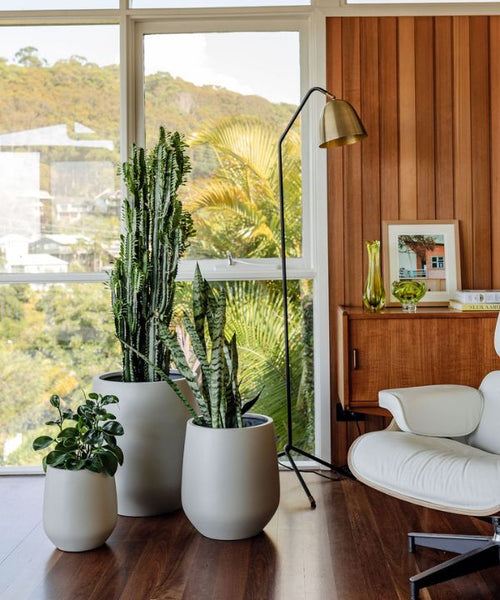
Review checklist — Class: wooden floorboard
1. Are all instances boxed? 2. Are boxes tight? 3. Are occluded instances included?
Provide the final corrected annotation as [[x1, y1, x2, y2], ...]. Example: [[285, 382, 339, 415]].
[[0, 473, 499, 600]]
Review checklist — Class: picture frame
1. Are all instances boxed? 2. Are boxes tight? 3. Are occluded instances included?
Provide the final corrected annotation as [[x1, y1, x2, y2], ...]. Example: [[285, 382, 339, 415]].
[[382, 220, 461, 306]]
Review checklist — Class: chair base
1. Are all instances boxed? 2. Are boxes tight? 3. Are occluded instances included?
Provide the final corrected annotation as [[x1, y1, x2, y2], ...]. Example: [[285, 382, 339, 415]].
[[408, 517, 500, 600]]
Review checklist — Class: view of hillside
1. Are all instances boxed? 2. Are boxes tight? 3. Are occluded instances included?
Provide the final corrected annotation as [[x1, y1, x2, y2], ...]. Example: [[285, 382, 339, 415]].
[[0, 47, 294, 178]]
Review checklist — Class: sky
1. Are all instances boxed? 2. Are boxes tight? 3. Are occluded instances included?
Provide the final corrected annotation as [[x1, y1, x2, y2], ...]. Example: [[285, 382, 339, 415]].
[[0, 25, 300, 105]]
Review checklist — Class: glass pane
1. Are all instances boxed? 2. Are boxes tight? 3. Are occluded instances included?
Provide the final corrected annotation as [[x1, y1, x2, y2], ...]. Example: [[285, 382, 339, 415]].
[[0, 0, 117, 9], [0, 25, 120, 274], [0, 283, 121, 469], [174, 279, 314, 453], [134, 0, 308, 7], [143, 31, 301, 260], [1, 278, 313, 469]]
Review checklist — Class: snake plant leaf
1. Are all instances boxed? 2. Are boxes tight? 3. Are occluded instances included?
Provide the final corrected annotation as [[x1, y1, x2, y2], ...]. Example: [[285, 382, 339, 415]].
[[207, 290, 227, 428], [157, 326, 210, 425], [192, 263, 207, 350], [182, 315, 210, 398], [241, 391, 262, 416]]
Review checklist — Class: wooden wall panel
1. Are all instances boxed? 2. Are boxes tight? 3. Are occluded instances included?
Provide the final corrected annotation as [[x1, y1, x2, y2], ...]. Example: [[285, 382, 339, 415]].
[[379, 18, 399, 223], [326, 16, 500, 464], [398, 18, 418, 219], [434, 18, 454, 220], [491, 19, 500, 287]]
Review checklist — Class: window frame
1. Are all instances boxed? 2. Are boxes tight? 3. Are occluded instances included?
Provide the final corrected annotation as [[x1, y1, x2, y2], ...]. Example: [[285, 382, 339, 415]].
[[0, 3, 332, 465]]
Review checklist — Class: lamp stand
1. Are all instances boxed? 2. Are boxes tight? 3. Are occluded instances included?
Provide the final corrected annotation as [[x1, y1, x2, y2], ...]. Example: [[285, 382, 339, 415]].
[[277, 86, 357, 509]]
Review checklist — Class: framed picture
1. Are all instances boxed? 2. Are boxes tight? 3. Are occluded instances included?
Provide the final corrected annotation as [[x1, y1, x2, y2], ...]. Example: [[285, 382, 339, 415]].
[[382, 220, 461, 306]]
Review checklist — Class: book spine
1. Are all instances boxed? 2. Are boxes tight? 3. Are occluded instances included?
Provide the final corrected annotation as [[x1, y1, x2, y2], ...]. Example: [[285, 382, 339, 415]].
[[449, 300, 500, 311], [454, 291, 500, 303]]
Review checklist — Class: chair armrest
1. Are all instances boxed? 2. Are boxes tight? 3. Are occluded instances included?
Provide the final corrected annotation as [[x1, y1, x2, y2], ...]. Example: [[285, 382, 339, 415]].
[[379, 384, 483, 437]]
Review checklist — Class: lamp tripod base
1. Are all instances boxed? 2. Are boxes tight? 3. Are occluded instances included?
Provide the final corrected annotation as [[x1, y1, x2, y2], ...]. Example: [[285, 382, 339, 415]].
[[278, 444, 354, 509]]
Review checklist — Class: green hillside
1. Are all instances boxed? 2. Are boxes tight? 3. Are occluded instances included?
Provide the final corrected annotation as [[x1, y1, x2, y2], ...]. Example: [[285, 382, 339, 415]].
[[0, 48, 294, 175]]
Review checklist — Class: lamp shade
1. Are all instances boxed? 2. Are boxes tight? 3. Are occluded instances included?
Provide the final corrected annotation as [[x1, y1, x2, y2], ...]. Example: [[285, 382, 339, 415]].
[[319, 98, 367, 148]]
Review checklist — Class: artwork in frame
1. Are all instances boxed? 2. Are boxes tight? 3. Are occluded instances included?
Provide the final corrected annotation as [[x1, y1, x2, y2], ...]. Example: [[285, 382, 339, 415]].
[[382, 220, 461, 306]]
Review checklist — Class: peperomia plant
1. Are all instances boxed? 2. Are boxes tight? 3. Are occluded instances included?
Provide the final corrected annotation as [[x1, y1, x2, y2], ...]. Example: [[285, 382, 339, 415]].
[[33, 393, 124, 476]]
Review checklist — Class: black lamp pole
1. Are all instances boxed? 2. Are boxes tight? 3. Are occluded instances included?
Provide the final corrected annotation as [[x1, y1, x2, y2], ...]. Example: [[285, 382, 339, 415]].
[[277, 86, 366, 509]]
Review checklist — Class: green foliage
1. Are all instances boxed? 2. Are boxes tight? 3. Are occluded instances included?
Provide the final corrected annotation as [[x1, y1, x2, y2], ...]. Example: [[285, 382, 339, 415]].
[[185, 116, 301, 259], [110, 128, 195, 382], [32, 392, 124, 476]]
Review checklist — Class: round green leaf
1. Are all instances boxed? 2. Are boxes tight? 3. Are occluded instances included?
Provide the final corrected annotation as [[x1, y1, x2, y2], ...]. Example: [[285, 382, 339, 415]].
[[57, 427, 79, 439], [49, 395, 61, 408], [102, 394, 119, 405], [102, 421, 124, 436], [45, 451, 67, 467], [32, 436, 54, 451]]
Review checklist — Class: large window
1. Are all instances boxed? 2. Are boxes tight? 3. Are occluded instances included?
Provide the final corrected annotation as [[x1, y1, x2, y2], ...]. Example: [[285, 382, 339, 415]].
[[0, 8, 330, 471]]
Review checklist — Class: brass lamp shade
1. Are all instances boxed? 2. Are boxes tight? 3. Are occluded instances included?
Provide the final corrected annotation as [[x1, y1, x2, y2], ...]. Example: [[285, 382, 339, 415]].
[[319, 99, 367, 148]]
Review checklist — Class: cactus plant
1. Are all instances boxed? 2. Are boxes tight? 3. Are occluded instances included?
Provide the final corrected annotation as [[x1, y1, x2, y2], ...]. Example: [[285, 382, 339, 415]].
[[110, 128, 195, 382]]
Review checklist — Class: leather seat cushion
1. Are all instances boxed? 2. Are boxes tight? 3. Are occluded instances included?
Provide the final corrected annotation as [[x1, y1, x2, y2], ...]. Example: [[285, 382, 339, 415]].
[[348, 430, 500, 515]]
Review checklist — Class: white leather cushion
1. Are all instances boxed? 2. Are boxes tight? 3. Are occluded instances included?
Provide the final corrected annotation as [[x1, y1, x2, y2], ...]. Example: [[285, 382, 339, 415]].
[[348, 430, 500, 515], [379, 385, 483, 437], [468, 371, 500, 454]]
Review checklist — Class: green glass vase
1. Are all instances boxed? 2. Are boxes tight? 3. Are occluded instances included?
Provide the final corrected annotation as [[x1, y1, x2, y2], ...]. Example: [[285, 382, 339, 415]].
[[362, 240, 386, 312], [391, 280, 427, 312]]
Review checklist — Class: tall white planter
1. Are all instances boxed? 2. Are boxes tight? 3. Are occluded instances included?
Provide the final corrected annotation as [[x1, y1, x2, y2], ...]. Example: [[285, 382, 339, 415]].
[[92, 371, 193, 517], [181, 413, 280, 540], [43, 467, 117, 552]]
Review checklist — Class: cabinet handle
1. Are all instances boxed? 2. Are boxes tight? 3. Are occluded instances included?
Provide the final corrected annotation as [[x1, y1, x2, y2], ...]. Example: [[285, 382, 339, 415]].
[[351, 348, 358, 370]]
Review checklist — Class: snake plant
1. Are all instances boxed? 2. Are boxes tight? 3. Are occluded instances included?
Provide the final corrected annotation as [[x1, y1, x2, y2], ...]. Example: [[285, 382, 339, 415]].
[[110, 128, 195, 382], [156, 265, 260, 428]]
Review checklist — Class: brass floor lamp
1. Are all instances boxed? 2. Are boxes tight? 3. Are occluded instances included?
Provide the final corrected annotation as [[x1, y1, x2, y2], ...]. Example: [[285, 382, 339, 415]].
[[277, 86, 367, 508]]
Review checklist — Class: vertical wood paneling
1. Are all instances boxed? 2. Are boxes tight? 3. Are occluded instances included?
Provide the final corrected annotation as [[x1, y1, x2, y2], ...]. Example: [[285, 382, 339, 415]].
[[326, 17, 349, 473], [490, 18, 500, 287], [469, 17, 492, 288], [342, 18, 363, 307], [327, 15, 500, 465], [415, 17, 436, 219], [453, 16, 474, 287], [398, 18, 418, 219], [360, 18, 381, 246], [434, 17, 454, 219], [379, 18, 399, 223]]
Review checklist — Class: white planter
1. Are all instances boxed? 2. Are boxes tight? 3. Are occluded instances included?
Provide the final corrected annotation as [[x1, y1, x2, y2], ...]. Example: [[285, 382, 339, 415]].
[[181, 413, 280, 540], [43, 466, 117, 552], [92, 371, 193, 517]]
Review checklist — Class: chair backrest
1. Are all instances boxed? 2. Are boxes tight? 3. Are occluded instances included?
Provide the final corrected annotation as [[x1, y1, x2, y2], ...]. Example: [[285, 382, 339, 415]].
[[467, 313, 500, 455]]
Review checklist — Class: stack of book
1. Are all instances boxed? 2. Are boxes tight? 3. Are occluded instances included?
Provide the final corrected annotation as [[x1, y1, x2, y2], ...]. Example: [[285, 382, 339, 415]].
[[449, 290, 500, 311]]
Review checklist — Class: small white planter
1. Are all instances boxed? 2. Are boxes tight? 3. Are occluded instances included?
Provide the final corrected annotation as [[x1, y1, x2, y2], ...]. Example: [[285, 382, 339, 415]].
[[43, 466, 117, 552], [92, 371, 193, 517], [181, 413, 280, 540]]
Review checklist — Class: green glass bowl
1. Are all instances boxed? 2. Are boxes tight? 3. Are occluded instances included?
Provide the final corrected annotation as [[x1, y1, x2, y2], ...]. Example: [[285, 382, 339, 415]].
[[391, 280, 427, 312]]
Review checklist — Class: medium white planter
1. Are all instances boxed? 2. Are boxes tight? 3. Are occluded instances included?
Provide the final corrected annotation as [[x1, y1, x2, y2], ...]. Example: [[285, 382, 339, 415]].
[[92, 371, 193, 517], [181, 413, 280, 540], [43, 466, 117, 552]]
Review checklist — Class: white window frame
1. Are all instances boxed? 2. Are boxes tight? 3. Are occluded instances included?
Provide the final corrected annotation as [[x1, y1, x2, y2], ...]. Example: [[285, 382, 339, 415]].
[[0, 3, 332, 466]]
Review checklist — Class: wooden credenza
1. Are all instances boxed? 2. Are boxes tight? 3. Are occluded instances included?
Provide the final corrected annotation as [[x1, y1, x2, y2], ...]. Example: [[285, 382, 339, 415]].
[[337, 306, 500, 413]]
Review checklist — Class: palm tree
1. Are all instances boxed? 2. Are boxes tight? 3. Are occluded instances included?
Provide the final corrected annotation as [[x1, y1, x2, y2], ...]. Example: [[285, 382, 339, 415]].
[[185, 115, 302, 259]]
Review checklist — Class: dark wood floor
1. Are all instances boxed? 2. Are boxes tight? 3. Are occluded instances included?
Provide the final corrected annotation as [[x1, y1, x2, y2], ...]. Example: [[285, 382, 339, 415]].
[[1, 472, 499, 600]]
